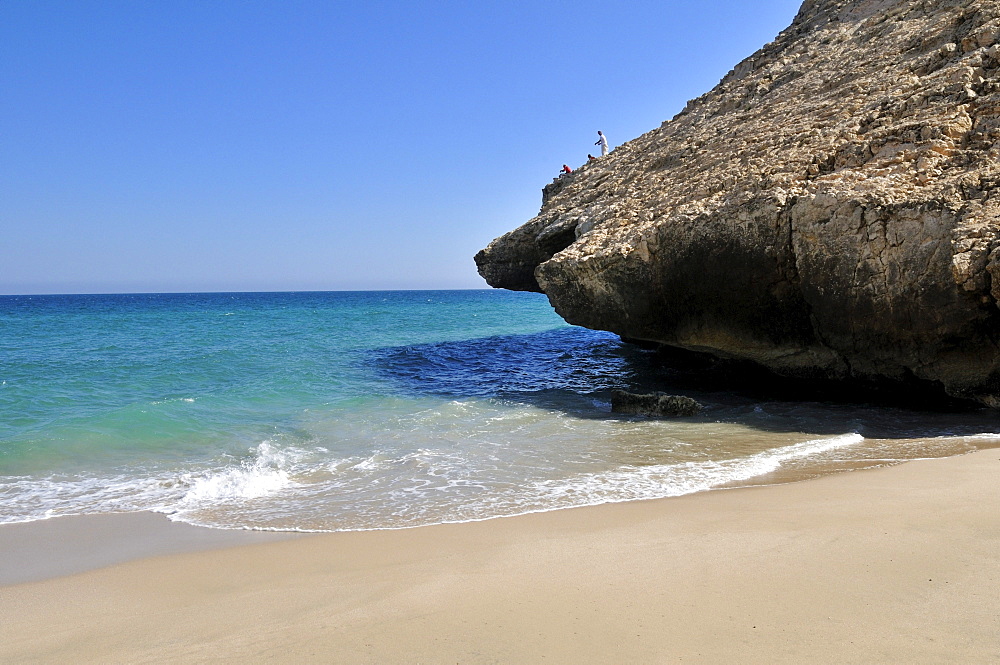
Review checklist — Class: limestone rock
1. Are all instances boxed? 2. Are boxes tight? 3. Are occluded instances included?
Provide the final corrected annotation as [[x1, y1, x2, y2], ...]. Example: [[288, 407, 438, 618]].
[[476, 0, 1000, 407], [610, 390, 705, 417]]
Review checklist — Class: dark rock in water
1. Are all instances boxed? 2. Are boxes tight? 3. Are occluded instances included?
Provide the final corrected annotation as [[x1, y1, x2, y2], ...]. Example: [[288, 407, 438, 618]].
[[610, 390, 704, 417], [476, 0, 1000, 408]]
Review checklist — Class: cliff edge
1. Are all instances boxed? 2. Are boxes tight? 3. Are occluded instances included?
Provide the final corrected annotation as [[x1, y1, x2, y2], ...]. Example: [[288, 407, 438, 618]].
[[476, 0, 1000, 406]]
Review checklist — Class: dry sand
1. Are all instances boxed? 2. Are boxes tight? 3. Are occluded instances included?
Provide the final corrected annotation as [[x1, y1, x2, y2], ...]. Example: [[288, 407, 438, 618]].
[[1, 450, 998, 664]]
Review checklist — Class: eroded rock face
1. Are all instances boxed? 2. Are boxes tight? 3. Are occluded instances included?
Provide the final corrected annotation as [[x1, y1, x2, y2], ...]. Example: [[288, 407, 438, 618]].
[[476, 0, 1000, 406]]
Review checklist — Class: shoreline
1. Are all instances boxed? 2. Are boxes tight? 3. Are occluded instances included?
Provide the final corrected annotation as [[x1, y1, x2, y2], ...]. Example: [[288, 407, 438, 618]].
[[0, 512, 298, 585], [2, 450, 998, 663], [0, 450, 969, 585]]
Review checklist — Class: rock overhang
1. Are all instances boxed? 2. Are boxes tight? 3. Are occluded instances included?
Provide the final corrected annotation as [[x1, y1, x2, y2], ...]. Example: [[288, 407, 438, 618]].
[[477, 0, 1000, 406]]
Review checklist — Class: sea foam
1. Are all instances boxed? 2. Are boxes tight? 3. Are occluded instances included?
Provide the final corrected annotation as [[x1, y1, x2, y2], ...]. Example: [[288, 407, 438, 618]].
[[521, 432, 865, 508], [180, 442, 298, 503]]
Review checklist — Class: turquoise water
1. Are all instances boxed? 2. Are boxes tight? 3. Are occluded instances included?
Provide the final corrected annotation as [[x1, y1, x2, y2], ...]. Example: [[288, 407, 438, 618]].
[[2, 290, 998, 531]]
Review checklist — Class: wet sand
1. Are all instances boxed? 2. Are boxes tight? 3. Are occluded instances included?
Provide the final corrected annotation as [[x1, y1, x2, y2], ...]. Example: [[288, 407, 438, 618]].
[[2, 450, 998, 664], [0, 512, 296, 585]]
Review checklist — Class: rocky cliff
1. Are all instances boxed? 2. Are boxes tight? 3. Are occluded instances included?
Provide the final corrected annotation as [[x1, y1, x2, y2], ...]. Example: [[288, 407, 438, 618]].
[[476, 0, 1000, 406]]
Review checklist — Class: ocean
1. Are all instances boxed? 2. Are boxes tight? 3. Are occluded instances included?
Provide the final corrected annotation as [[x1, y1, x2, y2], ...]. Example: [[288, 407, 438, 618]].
[[1, 289, 998, 532]]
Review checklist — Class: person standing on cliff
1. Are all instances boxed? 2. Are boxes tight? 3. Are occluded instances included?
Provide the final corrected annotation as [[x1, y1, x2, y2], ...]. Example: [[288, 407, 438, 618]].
[[595, 130, 609, 156]]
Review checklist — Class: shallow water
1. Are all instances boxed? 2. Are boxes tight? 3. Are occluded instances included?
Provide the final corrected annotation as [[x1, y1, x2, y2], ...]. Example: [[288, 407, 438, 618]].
[[1, 290, 997, 531]]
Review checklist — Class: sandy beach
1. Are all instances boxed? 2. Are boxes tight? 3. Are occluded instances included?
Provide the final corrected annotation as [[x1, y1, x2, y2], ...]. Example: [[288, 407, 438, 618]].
[[2, 450, 998, 664]]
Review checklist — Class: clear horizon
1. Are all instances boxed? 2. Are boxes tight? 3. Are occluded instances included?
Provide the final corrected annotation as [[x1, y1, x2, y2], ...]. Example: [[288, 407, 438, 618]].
[[3, 0, 803, 295], [1, 286, 503, 297]]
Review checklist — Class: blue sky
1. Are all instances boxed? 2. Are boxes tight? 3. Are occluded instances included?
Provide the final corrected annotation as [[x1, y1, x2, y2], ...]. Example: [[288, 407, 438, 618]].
[[2, 0, 803, 294]]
